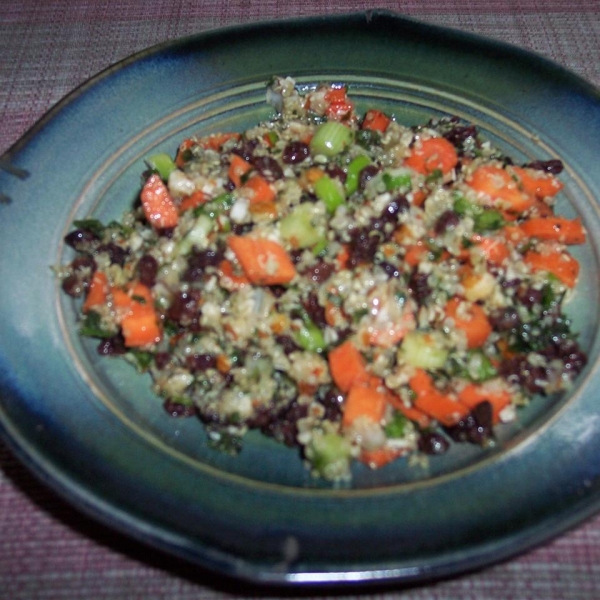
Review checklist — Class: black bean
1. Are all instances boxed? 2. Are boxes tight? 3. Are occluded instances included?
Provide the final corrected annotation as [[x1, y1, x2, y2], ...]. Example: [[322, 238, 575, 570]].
[[61, 274, 84, 297], [137, 254, 159, 287], [489, 307, 521, 332], [154, 352, 171, 370], [276, 335, 300, 355], [523, 159, 564, 175], [251, 155, 283, 181], [325, 164, 347, 184], [164, 398, 197, 418], [515, 286, 543, 309], [97, 243, 126, 267], [434, 210, 460, 235], [347, 227, 381, 267], [418, 431, 449, 455], [443, 124, 478, 148], [64, 228, 98, 251], [71, 255, 97, 274], [232, 139, 259, 162], [167, 289, 201, 326], [408, 270, 431, 305], [186, 353, 217, 372], [445, 401, 493, 445], [303, 293, 327, 328], [96, 334, 126, 356], [282, 141, 310, 165], [319, 388, 345, 421], [358, 164, 379, 191], [183, 247, 224, 282], [303, 260, 334, 283], [380, 261, 401, 279]]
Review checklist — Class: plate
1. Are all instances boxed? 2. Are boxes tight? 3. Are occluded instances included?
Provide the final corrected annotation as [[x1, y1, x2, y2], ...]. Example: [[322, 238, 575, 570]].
[[2, 10, 600, 586]]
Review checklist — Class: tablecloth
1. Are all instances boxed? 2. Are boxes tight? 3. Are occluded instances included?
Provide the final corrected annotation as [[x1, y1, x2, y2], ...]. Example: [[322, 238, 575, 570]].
[[1, 1, 600, 598]]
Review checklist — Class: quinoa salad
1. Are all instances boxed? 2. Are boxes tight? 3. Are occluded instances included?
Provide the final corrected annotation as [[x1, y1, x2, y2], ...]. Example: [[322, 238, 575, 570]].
[[58, 77, 588, 481]]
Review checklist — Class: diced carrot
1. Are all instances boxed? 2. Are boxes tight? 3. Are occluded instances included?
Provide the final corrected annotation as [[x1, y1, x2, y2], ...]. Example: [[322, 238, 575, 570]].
[[336, 244, 350, 270], [217, 259, 250, 288], [519, 217, 586, 245], [179, 190, 208, 213], [523, 248, 580, 287], [411, 189, 428, 207], [120, 312, 161, 347], [111, 281, 161, 347], [82, 271, 109, 313], [324, 301, 345, 328], [342, 379, 388, 427], [328, 339, 369, 393], [445, 296, 492, 349], [140, 174, 179, 230], [511, 166, 564, 198], [228, 154, 253, 188], [468, 165, 534, 212], [199, 132, 241, 152], [242, 174, 276, 204], [303, 167, 326, 186], [227, 235, 296, 286], [502, 224, 528, 248], [404, 137, 458, 176], [359, 446, 404, 469], [404, 242, 428, 267], [474, 237, 510, 265], [324, 86, 354, 120], [175, 138, 196, 168], [361, 109, 391, 133], [458, 383, 511, 424], [409, 369, 469, 427]]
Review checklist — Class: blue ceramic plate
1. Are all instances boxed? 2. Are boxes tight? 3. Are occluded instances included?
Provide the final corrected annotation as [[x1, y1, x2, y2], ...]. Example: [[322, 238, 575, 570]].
[[1, 11, 600, 586]]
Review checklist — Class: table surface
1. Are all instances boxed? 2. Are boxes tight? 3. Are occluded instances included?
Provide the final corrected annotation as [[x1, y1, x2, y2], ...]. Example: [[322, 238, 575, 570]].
[[1, 1, 600, 598]]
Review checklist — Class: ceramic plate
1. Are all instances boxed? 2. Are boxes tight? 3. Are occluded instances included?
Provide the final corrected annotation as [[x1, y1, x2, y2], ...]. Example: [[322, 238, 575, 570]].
[[1, 11, 600, 586]]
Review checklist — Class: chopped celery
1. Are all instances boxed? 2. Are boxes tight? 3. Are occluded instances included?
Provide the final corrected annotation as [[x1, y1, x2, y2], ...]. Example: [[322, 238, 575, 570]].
[[473, 209, 504, 232], [279, 203, 325, 248], [398, 330, 449, 369], [382, 168, 412, 192], [314, 175, 346, 214], [146, 153, 177, 181], [466, 350, 497, 381], [175, 214, 214, 255], [310, 122, 354, 157], [306, 431, 352, 478], [294, 314, 326, 353], [344, 155, 371, 195]]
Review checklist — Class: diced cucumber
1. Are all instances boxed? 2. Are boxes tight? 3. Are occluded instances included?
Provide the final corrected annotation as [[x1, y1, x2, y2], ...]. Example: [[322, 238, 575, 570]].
[[175, 214, 214, 255], [293, 312, 327, 352], [398, 330, 449, 370], [279, 203, 325, 248], [306, 430, 352, 479]]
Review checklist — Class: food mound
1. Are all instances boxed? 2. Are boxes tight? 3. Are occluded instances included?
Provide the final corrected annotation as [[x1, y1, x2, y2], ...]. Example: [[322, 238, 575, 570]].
[[58, 77, 588, 481]]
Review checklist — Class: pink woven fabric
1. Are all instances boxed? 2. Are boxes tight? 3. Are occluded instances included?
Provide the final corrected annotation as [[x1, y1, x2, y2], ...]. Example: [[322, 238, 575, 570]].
[[1, 1, 599, 598]]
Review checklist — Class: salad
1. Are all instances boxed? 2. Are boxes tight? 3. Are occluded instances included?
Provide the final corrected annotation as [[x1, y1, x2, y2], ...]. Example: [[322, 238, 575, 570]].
[[58, 77, 588, 481]]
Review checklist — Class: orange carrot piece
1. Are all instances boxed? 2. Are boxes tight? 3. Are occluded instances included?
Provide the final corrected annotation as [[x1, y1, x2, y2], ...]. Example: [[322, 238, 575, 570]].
[[242, 174, 276, 204], [217, 259, 250, 288], [511, 166, 563, 198], [324, 86, 354, 120], [409, 369, 469, 427], [474, 237, 510, 265], [179, 190, 208, 213], [199, 132, 241, 152], [359, 446, 404, 469], [121, 311, 162, 347], [328, 340, 369, 393], [82, 271, 109, 313], [175, 138, 196, 168], [458, 383, 511, 424], [228, 154, 253, 188], [404, 137, 458, 176], [523, 249, 580, 287], [342, 380, 388, 427], [361, 109, 391, 132], [468, 165, 534, 212], [226, 235, 296, 286], [519, 217, 586, 245], [445, 297, 492, 349], [335, 244, 350, 270], [140, 174, 179, 230], [404, 242, 428, 267]]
